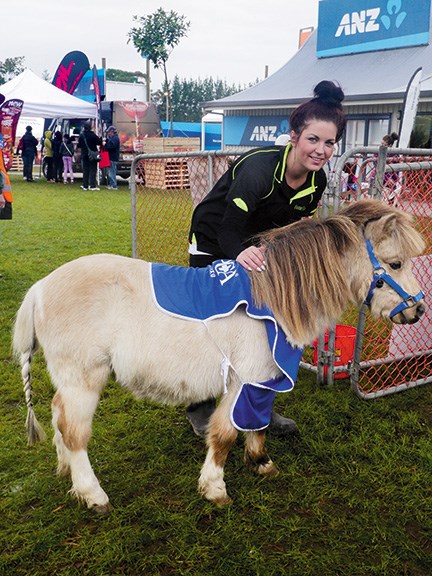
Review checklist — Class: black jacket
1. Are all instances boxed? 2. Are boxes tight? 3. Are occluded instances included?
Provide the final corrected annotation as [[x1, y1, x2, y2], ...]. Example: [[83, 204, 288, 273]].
[[21, 132, 38, 155], [189, 145, 327, 259], [78, 130, 102, 158], [105, 134, 120, 162]]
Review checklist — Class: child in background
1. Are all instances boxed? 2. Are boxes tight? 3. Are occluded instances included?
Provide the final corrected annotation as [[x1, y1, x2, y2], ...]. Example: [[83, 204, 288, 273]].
[[381, 132, 400, 204], [60, 134, 75, 184]]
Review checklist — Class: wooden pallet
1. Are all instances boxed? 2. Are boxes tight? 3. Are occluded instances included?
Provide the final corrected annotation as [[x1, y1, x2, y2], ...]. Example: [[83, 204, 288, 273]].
[[141, 138, 199, 189], [11, 154, 23, 173], [145, 158, 190, 189], [142, 137, 200, 154]]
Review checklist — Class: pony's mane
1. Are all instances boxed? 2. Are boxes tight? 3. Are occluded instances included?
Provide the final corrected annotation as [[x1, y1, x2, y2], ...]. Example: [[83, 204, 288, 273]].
[[337, 198, 400, 226], [250, 199, 425, 347], [338, 199, 425, 259], [250, 213, 360, 346]]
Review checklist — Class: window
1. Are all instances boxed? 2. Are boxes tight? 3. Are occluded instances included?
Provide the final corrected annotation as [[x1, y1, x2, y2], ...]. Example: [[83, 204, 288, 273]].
[[368, 119, 391, 146], [342, 116, 391, 153], [345, 119, 366, 149]]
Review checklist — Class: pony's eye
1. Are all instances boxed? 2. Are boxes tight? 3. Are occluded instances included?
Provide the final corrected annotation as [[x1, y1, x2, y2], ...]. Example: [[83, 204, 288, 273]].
[[389, 262, 402, 270]]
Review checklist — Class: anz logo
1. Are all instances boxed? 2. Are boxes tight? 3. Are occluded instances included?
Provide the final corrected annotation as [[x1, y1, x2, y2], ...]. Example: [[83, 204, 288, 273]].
[[250, 125, 278, 142], [335, 0, 407, 37], [250, 119, 289, 143]]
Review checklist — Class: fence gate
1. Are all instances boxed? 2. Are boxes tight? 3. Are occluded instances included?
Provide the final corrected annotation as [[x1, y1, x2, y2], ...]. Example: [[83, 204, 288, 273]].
[[131, 147, 432, 399], [316, 147, 432, 398]]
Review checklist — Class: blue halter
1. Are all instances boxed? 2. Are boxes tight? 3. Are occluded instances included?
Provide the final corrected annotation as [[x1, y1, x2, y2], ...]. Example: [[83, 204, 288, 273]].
[[364, 238, 424, 319]]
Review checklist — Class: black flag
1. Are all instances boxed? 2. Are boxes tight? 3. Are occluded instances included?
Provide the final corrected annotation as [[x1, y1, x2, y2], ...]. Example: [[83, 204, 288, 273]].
[[52, 50, 90, 94]]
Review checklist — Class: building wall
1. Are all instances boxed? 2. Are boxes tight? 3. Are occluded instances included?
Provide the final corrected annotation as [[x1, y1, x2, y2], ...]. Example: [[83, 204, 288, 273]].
[[222, 99, 432, 151]]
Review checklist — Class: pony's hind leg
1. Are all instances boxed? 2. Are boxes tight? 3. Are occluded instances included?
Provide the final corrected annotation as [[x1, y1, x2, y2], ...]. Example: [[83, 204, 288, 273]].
[[51, 364, 112, 513], [244, 430, 279, 477], [198, 398, 238, 506]]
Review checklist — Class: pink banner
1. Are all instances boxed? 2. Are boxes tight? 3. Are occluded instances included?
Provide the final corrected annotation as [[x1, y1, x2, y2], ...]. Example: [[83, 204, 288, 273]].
[[52, 51, 90, 94], [0, 98, 24, 169]]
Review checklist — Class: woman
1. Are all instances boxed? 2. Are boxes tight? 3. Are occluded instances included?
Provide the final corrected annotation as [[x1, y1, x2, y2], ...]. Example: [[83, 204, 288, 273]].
[[43, 130, 55, 182], [187, 80, 347, 437], [52, 130, 63, 183], [60, 133, 75, 184], [78, 121, 102, 191], [20, 125, 38, 182]]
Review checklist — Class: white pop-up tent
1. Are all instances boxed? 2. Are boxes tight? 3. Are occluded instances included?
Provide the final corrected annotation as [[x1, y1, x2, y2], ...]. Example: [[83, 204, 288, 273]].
[[0, 69, 97, 119]]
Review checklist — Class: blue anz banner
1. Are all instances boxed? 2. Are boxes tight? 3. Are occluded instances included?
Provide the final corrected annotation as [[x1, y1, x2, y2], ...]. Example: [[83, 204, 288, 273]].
[[224, 115, 290, 147], [73, 69, 106, 102], [317, 0, 431, 58]]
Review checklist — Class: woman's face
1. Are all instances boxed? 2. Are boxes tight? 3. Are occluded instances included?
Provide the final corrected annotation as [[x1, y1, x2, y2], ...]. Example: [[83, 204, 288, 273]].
[[290, 120, 337, 173]]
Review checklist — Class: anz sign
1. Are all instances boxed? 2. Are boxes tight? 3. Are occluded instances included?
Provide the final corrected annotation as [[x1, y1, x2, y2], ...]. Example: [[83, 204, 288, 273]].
[[224, 116, 290, 147], [317, 0, 431, 57]]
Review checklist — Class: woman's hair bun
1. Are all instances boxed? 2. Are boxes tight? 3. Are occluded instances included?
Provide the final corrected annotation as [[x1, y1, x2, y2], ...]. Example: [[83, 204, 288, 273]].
[[313, 80, 345, 107]]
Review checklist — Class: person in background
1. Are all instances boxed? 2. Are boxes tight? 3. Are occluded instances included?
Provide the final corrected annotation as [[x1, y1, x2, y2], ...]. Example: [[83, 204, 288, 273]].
[[381, 131, 400, 204], [60, 133, 75, 184], [52, 130, 63, 183], [20, 125, 38, 182], [104, 125, 120, 190], [382, 131, 399, 148], [78, 120, 102, 191], [186, 80, 347, 438], [44, 130, 55, 182]]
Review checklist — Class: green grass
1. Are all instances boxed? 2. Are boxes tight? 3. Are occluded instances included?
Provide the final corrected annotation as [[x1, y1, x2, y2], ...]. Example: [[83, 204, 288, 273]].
[[1, 174, 432, 575]]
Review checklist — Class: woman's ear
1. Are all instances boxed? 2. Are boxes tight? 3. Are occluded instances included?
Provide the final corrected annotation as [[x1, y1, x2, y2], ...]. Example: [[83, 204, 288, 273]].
[[290, 130, 297, 146]]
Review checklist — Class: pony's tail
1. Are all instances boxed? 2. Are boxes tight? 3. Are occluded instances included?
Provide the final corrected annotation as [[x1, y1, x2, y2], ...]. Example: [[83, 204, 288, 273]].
[[13, 285, 46, 445]]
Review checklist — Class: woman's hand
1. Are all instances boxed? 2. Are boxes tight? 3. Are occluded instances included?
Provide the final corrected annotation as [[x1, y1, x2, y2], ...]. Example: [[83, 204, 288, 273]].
[[236, 245, 266, 272], [0, 193, 6, 209]]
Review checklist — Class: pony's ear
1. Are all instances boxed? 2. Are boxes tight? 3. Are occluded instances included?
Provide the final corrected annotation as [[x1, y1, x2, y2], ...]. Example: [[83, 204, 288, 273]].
[[366, 213, 398, 243], [380, 213, 399, 237]]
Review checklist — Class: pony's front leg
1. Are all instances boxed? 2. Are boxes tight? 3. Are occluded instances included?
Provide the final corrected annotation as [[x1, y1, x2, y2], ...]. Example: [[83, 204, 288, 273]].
[[244, 430, 279, 477], [198, 398, 238, 506], [52, 384, 112, 514]]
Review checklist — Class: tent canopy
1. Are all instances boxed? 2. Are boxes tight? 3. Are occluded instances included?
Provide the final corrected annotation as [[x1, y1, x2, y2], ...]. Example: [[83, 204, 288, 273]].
[[0, 69, 97, 119]]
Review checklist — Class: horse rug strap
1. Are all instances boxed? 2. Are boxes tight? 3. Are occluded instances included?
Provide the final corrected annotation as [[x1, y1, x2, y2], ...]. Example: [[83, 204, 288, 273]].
[[150, 259, 303, 431]]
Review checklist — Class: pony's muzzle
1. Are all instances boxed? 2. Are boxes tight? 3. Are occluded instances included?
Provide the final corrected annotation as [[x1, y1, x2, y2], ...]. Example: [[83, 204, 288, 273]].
[[392, 301, 426, 325]]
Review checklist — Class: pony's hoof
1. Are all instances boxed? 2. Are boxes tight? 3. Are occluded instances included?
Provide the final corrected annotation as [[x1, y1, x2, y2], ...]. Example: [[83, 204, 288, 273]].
[[213, 494, 233, 507], [91, 502, 114, 515], [244, 453, 279, 477], [199, 480, 232, 506], [257, 461, 279, 477]]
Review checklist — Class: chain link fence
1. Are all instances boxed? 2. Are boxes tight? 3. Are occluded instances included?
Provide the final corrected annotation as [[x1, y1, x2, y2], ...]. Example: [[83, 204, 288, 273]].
[[315, 147, 432, 398], [130, 150, 246, 265], [130, 147, 432, 399]]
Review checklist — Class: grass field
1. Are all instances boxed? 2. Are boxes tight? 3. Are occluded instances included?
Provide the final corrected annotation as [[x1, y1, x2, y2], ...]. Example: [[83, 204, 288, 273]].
[[1, 174, 432, 576]]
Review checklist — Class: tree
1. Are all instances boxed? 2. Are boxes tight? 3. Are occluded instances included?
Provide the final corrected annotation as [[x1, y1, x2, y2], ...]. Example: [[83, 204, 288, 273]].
[[128, 8, 190, 130], [153, 76, 259, 123], [106, 68, 146, 84], [0, 57, 25, 84]]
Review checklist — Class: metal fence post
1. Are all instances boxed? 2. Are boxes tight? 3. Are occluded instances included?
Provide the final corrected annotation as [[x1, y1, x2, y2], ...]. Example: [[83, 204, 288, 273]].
[[371, 145, 387, 199]]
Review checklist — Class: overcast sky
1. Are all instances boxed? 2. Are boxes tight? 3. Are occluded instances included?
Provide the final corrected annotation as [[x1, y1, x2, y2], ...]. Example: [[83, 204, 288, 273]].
[[4, 0, 319, 90]]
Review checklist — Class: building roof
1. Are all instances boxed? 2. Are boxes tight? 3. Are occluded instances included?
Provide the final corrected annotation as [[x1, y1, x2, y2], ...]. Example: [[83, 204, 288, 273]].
[[203, 24, 432, 110]]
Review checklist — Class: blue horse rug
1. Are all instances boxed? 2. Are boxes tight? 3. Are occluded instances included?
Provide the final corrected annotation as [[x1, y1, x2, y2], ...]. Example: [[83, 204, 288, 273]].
[[150, 259, 303, 431]]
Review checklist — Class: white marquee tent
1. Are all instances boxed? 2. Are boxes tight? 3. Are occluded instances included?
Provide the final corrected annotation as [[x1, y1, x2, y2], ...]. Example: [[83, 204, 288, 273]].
[[0, 69, 97, 119]]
